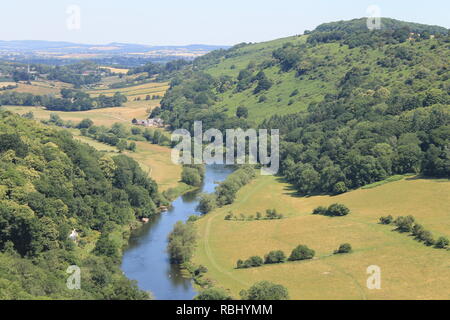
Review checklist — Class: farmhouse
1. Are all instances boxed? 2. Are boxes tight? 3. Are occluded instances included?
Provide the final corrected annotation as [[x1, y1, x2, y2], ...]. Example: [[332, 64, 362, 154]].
[[133, 118, 164, 128]]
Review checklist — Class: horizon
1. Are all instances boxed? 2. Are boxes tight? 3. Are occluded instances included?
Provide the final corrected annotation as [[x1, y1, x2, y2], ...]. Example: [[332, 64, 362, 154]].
[[1, 0, 449, 46]]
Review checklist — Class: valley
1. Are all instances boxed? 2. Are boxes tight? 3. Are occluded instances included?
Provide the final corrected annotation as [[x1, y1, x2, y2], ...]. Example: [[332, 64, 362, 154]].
[[0, 15, 448, 301]]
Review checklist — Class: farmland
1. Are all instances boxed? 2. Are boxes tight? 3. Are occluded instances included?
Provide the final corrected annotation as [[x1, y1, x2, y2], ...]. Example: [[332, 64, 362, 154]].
[[192, 174, 450, 299]]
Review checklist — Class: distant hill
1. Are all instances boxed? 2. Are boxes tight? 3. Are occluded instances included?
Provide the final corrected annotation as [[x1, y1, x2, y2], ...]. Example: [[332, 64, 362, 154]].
[[0, 40, 230, 66], [0, 40, 229, 55], [157, 17, 449, 195]]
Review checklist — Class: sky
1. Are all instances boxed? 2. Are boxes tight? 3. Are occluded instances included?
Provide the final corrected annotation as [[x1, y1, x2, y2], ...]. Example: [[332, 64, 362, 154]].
[[1, 0, 449, 46]]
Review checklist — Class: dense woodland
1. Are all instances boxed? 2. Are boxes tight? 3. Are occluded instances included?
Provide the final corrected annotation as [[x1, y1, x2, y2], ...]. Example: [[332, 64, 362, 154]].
[[157, 18, 450, 195], [0, 89, 127, 111], [0, 111, 166, 298]]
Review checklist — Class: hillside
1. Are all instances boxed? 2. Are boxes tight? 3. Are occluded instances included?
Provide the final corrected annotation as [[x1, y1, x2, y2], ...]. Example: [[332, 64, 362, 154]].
[[0, 111, 166, 299], [193, 173, 450, 299], [157, 17, 450, 195]]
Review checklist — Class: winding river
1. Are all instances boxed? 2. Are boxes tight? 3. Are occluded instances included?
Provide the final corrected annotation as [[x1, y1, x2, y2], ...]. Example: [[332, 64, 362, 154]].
[[121, 165, 234, 300]]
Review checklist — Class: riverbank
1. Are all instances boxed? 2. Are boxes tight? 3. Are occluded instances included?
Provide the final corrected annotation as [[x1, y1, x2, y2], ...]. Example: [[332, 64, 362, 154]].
[[192, 174, 450, 299], [121, 165, 235, 300]]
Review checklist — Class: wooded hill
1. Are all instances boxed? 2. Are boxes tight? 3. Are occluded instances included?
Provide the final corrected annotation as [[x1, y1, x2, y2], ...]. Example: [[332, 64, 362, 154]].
[[155, 17, 450, 195], [0, 111, 166, 299]]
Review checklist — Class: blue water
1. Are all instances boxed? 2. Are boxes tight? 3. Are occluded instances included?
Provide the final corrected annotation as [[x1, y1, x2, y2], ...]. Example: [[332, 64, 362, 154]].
[[121, 165, 234, 300]]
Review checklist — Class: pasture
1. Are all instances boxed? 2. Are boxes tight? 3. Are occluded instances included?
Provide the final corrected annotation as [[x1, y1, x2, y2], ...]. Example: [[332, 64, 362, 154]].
[[193, 174, 450, 299]]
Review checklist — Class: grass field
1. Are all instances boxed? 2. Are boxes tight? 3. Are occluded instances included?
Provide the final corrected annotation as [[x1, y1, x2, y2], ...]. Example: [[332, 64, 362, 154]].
[[0, 80, 72, 95], [72, 132, 180, 192], [193, 174, 450, 300], [3, 99, 159, 126], [87, 81, 169, 100]]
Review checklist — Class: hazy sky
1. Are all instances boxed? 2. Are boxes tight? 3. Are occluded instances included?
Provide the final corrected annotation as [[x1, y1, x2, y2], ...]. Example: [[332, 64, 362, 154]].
[[1, 0, 449, 46]]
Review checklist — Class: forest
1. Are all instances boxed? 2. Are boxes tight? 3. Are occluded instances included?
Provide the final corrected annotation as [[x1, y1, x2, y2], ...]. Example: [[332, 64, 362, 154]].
[[0, 110, 166, 298], [155, 18, 450, 195]]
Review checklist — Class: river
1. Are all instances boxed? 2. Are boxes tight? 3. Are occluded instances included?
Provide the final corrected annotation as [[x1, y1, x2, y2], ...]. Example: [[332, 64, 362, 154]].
[[121, 165, 234, 300]]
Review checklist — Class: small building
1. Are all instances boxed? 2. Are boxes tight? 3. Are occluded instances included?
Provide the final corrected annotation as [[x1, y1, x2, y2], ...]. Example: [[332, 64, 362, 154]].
[[133, 117, 164, 128], [68, 229, 79, 242]]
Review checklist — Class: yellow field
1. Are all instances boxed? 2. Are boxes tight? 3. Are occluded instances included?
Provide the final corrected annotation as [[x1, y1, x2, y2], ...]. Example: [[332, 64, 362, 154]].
[[193, 174, 450, 300], [87, 81, 169, 100], [3, 99, 159, 126], [126, 141, 181, 191], [0, 80, 72, 95], [71, 133, 180, 192], [101, 66, 129, 74]]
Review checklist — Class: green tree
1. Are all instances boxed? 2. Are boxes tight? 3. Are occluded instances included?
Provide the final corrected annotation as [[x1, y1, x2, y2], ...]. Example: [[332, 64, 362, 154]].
[[334, 243, 352, 254], [196, 193, 217, 214], [240, 281, 289, 300], [194, 288, 232, 300], [289, 245, 315, 261], [236, 106, 249, 118]]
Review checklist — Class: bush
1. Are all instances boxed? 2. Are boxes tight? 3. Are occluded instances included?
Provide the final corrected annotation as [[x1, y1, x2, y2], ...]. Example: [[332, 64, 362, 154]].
[[289, 245, 315, 261], [181, 167, 202, 187], [312, 206, 327, 215], [167, 221, 196, 264], [333, 181, 348, 194], [379, 215, 394, 224], [264, 250, 286, 264], [240, 281, 289, 300], [327, 203, 350, 216], [194, 288, 232, 300], [420, 231, 435, 246], [196, 193, 217, 214], [394, 215, 415, 233], [334, 243, 352, 254], [237, 256, 264, 269], [313, 204, 350, 217], [435, 237, 449, 249]]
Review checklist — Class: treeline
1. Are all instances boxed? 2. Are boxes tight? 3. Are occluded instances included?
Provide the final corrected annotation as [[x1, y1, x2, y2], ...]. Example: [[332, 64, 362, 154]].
[[0, 111, 166, 299], [225, 208, 284, 221], [155, 20, 449, 197], [167, 220, 197, 264], [236, 242, 352, 269], [80, 121, 172, 149], [127, 59, 191, 80], [0, 89, 127, 111], [197, 166, 256, 214], [380, 215, 449, 249], [181, 164, 206, 187], [307, 17, 449, 48]]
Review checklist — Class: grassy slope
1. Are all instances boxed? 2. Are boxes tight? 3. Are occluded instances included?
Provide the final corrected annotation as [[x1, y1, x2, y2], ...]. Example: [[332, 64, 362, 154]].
[[193, 174, 450, 299], [201, 35, 447, 124]]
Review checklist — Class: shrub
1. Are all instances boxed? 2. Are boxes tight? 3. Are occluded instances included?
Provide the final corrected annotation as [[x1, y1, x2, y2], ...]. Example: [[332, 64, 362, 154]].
[[196, 193, 217, 214], [419, 230, 435, 246], [194, 288, 232, 300], [224, 212, 234, 220], [289, 245, 315, 261], [264, 250, 286, 264], [394, 215, 415, 233], [313, 204, 350, 217], [312, 206, 328, 215], [333, 181, 348, 194], [327, 203, 350, 216], [181, 167, 202, 187], [379, 215, 394, 224], [240, 281, 289, 300], [435, 237, 449, 249], [334, 243, 352, 254], [237, 256, 264, 269]]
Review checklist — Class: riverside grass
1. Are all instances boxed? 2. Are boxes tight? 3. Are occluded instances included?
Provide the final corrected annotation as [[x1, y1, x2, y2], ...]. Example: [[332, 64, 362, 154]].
[[192, 174, 450, 300]]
